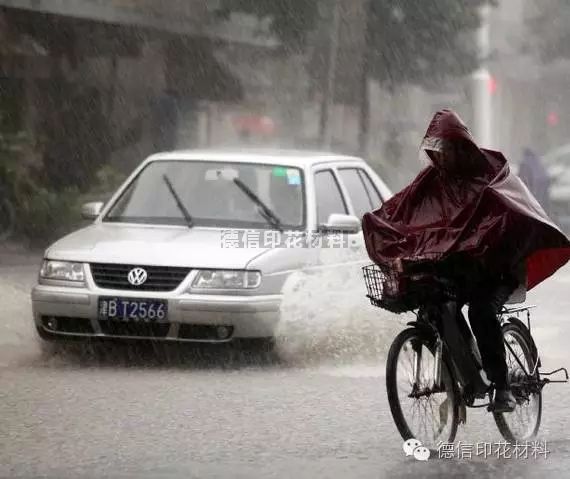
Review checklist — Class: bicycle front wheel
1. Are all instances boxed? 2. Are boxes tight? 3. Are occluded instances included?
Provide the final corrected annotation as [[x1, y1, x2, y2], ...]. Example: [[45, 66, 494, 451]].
[[386, 327, 459, 448]]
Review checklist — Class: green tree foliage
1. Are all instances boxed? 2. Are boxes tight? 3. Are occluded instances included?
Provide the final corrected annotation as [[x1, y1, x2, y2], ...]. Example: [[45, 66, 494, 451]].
[[0, 127, 81, 245], [217, 0, 319, 52], [219, 0, 488, 89], [366, 0, 486, 90]]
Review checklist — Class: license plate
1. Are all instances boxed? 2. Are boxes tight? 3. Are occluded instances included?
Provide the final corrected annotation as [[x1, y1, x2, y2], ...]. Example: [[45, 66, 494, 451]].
[[98, 297, 168, 322]]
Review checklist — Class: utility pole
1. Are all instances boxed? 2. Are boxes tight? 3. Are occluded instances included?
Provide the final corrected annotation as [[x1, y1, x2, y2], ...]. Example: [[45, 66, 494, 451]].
[[358, 0, 373, 158], [319, 0, 341, 150], [471, 1, 492, 147]]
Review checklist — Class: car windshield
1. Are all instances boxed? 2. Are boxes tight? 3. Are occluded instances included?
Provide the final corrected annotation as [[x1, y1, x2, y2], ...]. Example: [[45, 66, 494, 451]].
[[104, 160, 305, 229]]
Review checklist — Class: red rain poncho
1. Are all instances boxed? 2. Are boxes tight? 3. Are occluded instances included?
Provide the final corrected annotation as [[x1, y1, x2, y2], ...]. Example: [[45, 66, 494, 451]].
[[362, 110, 570, 290]]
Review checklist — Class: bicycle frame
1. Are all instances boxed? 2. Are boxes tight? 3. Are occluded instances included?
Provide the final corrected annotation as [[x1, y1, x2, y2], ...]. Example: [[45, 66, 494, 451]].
[[364, 261, 569, 443], [361, 262, 568, 417], [406, 304, 568, 409]]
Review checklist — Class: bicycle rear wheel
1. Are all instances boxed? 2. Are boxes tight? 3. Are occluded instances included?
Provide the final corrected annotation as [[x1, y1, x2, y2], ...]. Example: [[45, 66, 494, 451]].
[[386, 327, 459, 448], [493, 323, 542, 441]]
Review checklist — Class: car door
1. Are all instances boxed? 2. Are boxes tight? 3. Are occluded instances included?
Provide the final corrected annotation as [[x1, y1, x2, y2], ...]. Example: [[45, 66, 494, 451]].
[[313, 166, 350, 245], [284, 164, 383, 321], [311, 165, 365, 272], [335, 165, 385, 263], [293, 165, 355, 310]]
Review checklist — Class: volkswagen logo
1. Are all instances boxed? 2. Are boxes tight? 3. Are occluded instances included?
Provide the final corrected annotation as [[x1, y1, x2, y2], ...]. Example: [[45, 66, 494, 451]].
[[127, 267, 148, 286]]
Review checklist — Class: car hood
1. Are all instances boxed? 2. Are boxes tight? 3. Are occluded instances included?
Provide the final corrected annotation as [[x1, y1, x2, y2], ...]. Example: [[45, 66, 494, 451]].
[[45, 223, 272, 269]]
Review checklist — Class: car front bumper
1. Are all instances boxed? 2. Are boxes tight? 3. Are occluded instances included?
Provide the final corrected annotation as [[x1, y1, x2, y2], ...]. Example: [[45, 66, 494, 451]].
[[32, 284, 282, 342]]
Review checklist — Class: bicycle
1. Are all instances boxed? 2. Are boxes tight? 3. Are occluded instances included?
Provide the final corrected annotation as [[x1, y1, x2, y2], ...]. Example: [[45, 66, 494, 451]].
[[362, 258, 568, 449]]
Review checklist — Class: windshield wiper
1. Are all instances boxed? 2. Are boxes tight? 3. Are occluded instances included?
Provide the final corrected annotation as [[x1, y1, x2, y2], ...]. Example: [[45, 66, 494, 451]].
[[232, 177, 283, 232], [162, 174, 193, 228]]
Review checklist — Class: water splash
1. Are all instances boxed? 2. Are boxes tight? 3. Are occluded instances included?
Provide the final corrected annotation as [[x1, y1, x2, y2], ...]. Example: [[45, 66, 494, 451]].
[[0, 259, 409, 369], [275, 259, 408, 366]]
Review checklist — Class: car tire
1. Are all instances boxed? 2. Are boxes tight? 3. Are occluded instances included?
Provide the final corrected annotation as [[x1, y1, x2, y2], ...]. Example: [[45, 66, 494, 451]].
[[36, 326, 68, 359], [238, 337, 279, 362], [36, 326, 59, 341], [246, 337, 277, 352]]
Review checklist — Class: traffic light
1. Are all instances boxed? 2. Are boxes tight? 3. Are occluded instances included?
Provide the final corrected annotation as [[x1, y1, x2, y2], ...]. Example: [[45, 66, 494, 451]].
[[547, 111, 559, 127], [488, 75, 498, 95]]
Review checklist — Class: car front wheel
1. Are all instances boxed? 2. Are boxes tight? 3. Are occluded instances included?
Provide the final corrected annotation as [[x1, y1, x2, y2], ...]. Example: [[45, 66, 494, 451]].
[[236, 337, 279, 362]]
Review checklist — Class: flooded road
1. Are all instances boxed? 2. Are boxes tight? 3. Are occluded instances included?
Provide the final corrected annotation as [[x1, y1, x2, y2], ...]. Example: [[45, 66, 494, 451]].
[[1, 255, 569, 478]]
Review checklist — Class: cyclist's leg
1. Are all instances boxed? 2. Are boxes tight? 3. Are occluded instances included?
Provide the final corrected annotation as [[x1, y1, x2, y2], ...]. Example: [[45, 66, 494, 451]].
[[467, 285, 512, 389], [468, 288, 518, 411]]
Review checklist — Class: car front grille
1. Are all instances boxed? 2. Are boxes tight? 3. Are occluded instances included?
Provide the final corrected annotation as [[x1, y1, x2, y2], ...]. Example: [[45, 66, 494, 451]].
[[99, 321, 171, 338], [90, 263, 191, 291]]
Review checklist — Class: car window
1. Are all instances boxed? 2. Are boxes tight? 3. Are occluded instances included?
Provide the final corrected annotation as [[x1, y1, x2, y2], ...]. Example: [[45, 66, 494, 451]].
[[338, 168, 375, 218], [105, 160, 305, 229], [314, 169, 347, 225], [358, 169, 384, 208]]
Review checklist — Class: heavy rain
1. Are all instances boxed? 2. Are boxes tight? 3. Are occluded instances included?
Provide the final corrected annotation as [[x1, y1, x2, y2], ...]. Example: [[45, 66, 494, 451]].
[[1, 1, 569, 478]]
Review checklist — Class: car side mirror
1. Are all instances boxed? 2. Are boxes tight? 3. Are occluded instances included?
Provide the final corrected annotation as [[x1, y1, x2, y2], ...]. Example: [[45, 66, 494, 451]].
[[81, 201, 104, 220], [319, 213, 361, 234]]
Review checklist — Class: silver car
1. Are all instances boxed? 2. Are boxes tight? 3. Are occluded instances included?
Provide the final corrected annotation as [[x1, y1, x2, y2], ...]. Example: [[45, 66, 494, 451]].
[[32, 149, 392, 348]]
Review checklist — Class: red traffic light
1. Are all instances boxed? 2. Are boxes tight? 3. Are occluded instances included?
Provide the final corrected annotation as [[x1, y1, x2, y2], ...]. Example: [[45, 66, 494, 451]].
[[488, 76, 498, 94], [547, 112, 559, 127]]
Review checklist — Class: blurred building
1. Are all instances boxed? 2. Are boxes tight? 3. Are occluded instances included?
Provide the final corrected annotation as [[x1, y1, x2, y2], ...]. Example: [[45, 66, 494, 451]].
[[294, 1, 570, 191], [0, 0, 280, 186], [488, 1, 570, 159], [2, 1, 567, 196]]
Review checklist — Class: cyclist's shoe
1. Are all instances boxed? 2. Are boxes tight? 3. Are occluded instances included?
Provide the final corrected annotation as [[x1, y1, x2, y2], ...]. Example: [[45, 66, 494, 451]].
[[494, 389, 516, 413]]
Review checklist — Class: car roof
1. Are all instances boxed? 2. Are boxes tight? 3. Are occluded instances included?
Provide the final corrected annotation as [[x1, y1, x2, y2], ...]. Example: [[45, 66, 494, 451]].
[[145, 148, 365, 168]]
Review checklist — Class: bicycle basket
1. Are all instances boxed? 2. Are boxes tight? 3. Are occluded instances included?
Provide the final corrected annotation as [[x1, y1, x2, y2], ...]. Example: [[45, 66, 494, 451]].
[[362, 262, 454, 313], [362, 264, 411, 313]]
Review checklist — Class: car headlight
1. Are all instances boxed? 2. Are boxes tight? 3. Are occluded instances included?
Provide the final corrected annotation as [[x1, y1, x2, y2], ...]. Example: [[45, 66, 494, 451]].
[[191, 270, 261, 290], [40, 260, 85, 282]]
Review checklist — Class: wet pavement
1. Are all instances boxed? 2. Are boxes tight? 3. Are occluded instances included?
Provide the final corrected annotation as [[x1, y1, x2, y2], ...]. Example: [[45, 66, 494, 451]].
[[1, 253, 569, 479]]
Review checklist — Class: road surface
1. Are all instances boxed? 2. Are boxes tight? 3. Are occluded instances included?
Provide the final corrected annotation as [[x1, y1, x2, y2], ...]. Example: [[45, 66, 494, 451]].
[[1, 253, 569, 478]]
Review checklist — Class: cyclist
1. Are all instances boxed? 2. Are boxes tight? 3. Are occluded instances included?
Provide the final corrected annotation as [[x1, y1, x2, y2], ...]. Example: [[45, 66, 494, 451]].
[[420, 117, 525, 411], [362, 109, 570, 413]]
